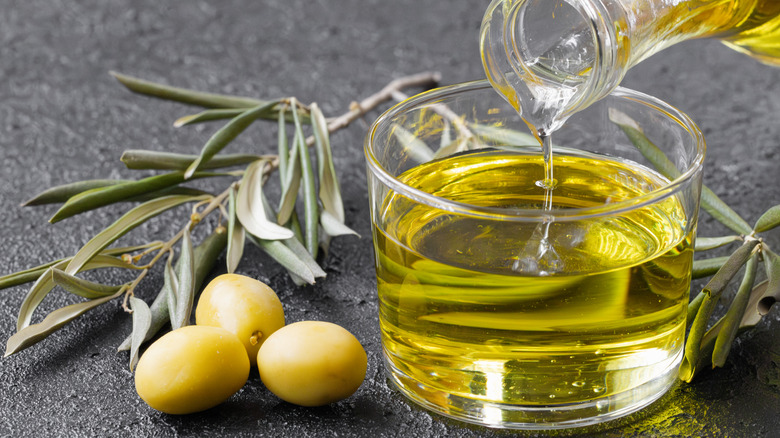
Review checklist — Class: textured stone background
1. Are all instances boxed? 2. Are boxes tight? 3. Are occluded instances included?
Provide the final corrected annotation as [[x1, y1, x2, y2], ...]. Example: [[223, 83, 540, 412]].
[[1, 1, 779, 437]]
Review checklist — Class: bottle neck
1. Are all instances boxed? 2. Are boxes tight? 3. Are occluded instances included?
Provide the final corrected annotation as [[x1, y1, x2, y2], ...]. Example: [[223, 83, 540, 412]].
[[480, 0, 727, 135]]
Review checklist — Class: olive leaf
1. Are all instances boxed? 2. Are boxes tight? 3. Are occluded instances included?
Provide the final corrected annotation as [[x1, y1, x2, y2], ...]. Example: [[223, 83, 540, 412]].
[[277, 129, 302, 225], [761, 247, 780, 314], [700, 186, 753, 236], [277, 104, 289, 183], [164, 252, 179, 329], [50, 268, 122, 299], [22, 179, 129, 206], [226, 186, 245, 273], [681, 279, 771, 381], [320, 210, 359, 237], [64, 195, 208, 276], [247, 234, 316, 285], [118, 285, 168, 353], [692, 256, 730, 279], [282, 235, 326, 280], [235, 160, 294, 240], [192, 227, 228, 291], [695, 236, 741, 251], [440, 120, 452, 149], [184, 101, 280, 179], [128, 296, 152, 371], [468, 122, 538, 147], [754, 205, 780, 233], [292, 98, 319, 258], [173, 108, 246, 127], [614, 120, 752, 235], [433, 136, 469, 160], [392, 124, 435, 163], [712, 254, 758, 367], [110, 71, 267, 109], [121, 149, 262, 171], [681, 239, 759, 381], [16, 255, 144, 331], [172, 230, 195, 329], [50, 172, 222, 223], [5, 289, 124, 357], [118, 228, 226, 351], [0, 243, 155, 292], [311, 104, 342, 221]]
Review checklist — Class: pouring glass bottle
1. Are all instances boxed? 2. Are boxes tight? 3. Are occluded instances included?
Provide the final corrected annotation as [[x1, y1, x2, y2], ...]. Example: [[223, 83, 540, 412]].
[[480, 0, 780, 135]]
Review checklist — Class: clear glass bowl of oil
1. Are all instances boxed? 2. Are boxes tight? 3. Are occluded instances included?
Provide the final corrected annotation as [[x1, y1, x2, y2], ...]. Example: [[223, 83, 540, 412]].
[[364, 80, 705, 429]]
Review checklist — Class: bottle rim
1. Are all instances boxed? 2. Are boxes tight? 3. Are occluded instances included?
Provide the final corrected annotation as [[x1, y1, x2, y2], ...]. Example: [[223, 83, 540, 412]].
[[364, 80, 706, 223]]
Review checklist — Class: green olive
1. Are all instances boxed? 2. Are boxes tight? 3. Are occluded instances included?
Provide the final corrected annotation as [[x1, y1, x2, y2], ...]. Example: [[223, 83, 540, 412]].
[[195, 273, 285, 366], [257, 321, 367, 407], [134, 325, 249, 415]]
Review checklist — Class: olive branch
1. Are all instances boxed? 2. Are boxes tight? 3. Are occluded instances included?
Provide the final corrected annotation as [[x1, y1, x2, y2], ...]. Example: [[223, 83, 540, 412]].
[[0, 71, 440, 370]]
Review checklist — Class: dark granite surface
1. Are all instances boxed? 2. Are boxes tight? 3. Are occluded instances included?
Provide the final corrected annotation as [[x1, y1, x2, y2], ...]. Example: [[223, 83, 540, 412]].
[[1, 1, 779, 437]]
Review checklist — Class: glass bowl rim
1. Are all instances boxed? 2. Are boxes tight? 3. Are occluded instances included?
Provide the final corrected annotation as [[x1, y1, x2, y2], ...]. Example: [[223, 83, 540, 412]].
[[364, 79, 705, 222]]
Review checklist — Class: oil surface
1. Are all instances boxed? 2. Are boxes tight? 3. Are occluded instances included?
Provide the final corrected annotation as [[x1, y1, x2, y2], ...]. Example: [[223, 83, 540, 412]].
[[374, 150, 692, 407]]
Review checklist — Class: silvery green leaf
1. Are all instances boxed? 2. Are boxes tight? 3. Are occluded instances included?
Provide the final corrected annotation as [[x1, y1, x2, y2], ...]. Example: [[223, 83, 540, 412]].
[[227, 187, 245, 273], [173, 231, 195, 329], [50, 172, 221, 223], [173, 109, 246, 127], [695, 236, 741, 251], [17, 255, 144, 331], [614, 119, 751, 235], [680, 239, 759, 381], [440, 120, 452, 150], [320, 210, 359, 237], [110, 72, 310, 122], [118, 229, 226, 351], [236, 160, 294, 240], [754, 205, 780, 233], [193, 228, 228, 291], [277, 136, 301, 225], [64, 194, 208, 276], [277, 104, 289, 183], [118, 285, 169, 352], [468, 122, 538, 147], [164, 252, 179, 329], [392, 124, 435, 163], [23, 179, 129, 206], [121, 149, 262, 171], [5, 289, 123, 357], [433, 136, 469, 160], [713, 254, 758, 367], [184, 101, 279, 179], [311, 103, 344, 223], [50, 268, 122, 299], [292, 99, 318, 258], [247, 234, 316, 285], [128, 296, 152, 371], [701, 186, 753, 236], [110, 71, 266, 109], [282, 235, 326, 279], [1, 260, 62, 291], [692, 256, 730, 279]]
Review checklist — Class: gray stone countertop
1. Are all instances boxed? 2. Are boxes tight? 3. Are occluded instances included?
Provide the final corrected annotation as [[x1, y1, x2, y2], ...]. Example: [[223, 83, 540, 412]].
[[1, 1, 779, 437]]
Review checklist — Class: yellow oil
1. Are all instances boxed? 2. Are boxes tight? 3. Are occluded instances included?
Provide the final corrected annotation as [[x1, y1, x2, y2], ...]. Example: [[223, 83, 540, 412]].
[[626, 0, 780, 66], [373, 150, 692, 408]]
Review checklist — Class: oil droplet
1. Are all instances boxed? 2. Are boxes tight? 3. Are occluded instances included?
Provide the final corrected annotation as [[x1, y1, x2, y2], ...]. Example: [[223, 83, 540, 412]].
[[572, 381, 585, 387], [593, 386, 605, 393], [549, 394, 556, 399]]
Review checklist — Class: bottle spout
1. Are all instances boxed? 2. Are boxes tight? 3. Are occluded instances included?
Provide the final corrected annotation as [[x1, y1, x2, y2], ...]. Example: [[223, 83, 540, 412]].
[[480, 0, 621, 134]]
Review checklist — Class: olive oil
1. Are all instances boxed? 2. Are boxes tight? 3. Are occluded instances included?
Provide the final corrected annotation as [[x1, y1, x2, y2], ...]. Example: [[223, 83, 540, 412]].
[[626, 0, 780, 66], [373, 150, 692, 410]]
